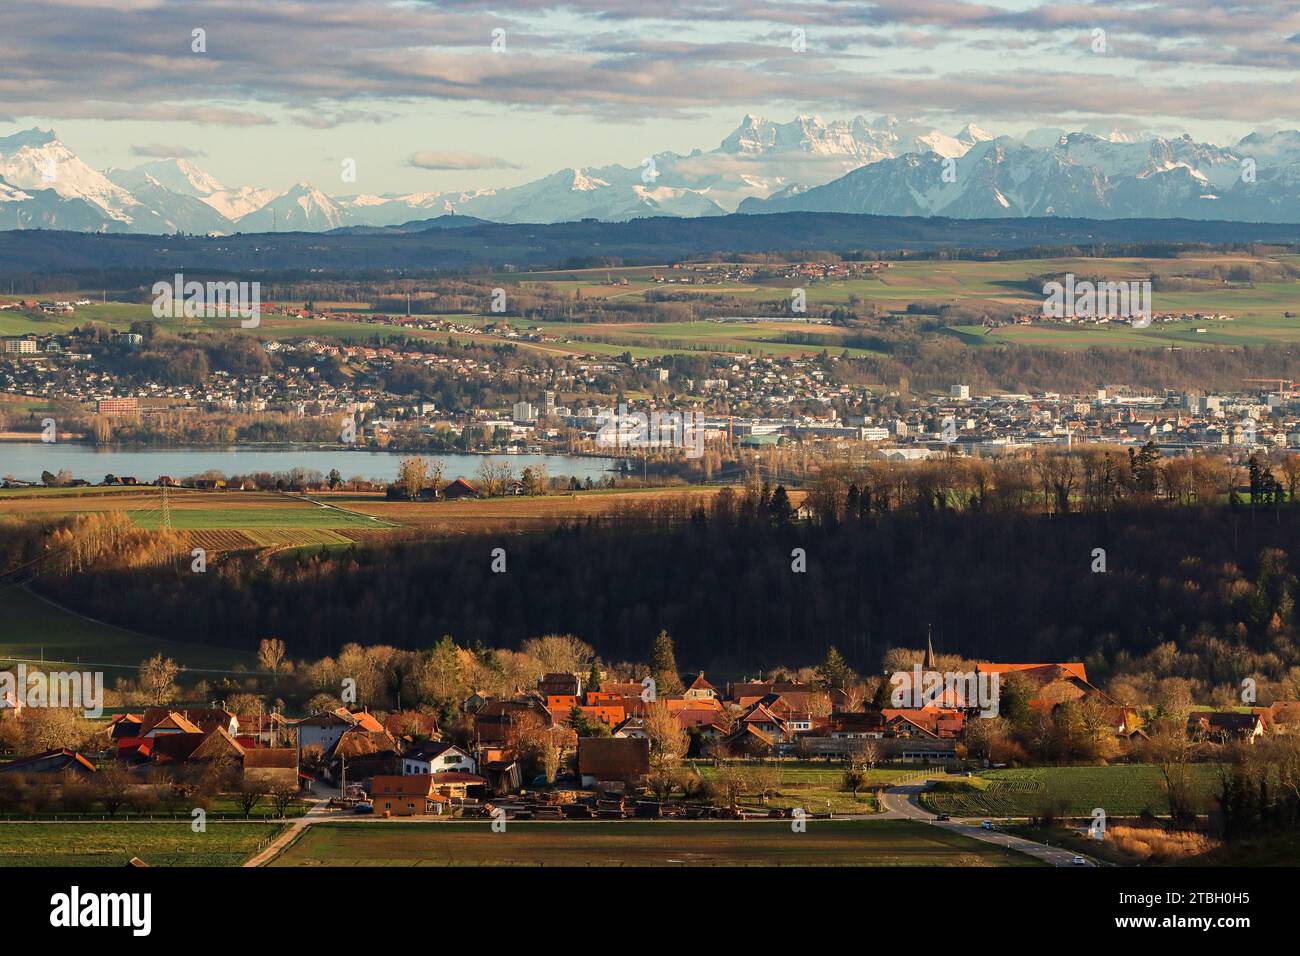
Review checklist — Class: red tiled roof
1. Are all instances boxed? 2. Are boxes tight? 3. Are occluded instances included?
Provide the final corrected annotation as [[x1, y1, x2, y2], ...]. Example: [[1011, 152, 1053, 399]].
[[243, 748, 298, 769], [976, 662, 1089, 683]]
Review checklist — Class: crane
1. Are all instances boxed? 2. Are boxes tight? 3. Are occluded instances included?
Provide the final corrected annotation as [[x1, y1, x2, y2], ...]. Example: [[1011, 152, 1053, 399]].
[[1243, 378, 1298, 398]]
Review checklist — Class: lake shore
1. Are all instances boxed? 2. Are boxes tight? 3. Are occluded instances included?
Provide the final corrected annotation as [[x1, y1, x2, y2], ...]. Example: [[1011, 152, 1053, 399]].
[[0, 442, 617, 485]]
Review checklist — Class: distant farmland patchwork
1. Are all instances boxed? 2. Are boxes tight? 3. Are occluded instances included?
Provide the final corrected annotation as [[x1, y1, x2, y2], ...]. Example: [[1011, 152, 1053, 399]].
[[5, 253, 1300, 360], [0, 488, 399, 552], [0, 484, 739, 549]]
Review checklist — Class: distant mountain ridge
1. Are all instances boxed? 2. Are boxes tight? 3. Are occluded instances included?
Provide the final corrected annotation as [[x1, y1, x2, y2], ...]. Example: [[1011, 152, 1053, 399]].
[[1, 116, 1299, 235], [4, 212, 1300, 276], [739, 132, 1300, 221]]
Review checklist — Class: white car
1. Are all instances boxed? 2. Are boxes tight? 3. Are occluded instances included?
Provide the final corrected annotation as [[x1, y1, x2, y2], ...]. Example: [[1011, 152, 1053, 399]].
[[1072, 855, 1087, 865], [981, 820, 994, 830]]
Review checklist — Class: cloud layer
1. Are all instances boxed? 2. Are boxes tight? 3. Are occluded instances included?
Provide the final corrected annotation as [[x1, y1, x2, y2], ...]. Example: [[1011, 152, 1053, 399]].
[[0, 0, 1296, 131]]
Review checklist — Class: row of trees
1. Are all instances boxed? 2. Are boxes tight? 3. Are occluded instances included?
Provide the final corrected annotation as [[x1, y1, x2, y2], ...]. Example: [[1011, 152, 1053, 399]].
[[0, 761, 298, 819], [390, 456, 552, 499], [797, 445, 1300, 521]]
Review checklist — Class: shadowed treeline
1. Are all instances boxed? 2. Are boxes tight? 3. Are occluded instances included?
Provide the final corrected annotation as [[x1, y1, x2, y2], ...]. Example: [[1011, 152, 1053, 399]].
[[18, 482, 1300, 694]]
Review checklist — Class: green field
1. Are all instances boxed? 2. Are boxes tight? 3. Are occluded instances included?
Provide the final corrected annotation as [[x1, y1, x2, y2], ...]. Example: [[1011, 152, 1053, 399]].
[[0, 586, 256, 672], [0, 303, 572, 358], [509, 255, 1300, 354], [11, 253, 1298, 361], [0, 822, 284, 866], [487, 317, 886, 359], [129, 504, 390, 530], [690, 760, 922, 814], [921, 765, 1223, 818], [0, 794, 312, 822], [269, 819, 1045, 867]]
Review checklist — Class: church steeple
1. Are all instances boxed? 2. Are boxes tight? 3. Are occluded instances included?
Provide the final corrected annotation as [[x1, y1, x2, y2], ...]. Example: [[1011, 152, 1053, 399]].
[[924, 624, 935, 670]]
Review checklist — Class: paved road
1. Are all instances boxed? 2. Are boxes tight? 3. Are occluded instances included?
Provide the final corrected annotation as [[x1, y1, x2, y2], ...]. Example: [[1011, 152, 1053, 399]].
[[243, 782, 339, 867], [879, 777, 1097, 867]]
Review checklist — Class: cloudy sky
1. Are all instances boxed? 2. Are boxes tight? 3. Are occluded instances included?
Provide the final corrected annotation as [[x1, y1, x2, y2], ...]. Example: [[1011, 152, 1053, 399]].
[[2, 0, 1298, 196]]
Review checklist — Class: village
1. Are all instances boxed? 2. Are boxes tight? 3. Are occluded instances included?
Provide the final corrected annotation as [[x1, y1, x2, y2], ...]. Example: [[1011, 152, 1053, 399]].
[[1, 640, 1290, 829]]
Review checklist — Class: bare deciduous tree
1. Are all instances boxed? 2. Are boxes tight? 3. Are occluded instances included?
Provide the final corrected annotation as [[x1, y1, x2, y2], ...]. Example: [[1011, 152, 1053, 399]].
[[257, 638, 287, 682], [397, 456, 428, 500], [643, 701, 688, 773], [138, 655, 180, 705]]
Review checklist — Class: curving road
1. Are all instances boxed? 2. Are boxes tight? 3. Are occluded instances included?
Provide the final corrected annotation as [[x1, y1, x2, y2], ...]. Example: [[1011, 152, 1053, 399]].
[[878, 777, 1097, 867]]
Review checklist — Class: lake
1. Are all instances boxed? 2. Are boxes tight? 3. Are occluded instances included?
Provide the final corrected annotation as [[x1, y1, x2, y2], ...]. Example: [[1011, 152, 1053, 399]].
[[0, 443, 616, 484]]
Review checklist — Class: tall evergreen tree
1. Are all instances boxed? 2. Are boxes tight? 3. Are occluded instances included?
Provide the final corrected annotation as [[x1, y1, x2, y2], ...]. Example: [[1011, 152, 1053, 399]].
[[816, 646, 853, 689], [649, 630, 684, 696], [770, 485, 794, 524]]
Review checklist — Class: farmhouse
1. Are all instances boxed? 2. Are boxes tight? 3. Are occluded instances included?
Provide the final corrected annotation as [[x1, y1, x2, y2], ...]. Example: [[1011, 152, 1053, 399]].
[[577, 737, 649, 788], [147, 727, 245, 765], [473, 698, 553, 746], [0, 748, 96, 775], [370, 772, 489, 814], [295, 707, 386, 757], [383, 710, 440, 741], [973, 662, 1112, 710], [140, 706, 238, 737], [324, 728, 401, 782], [370, 775, 450, 816], [684, 672, 717, 700], [441, 477, 480, 500], [401, 741, 476, 775], [242, 748, 300, 790], [538, 672, 583, 697], [1187, 711, 1266, 744], [138, 711, 202, 737], [719, 723, 777, 757]]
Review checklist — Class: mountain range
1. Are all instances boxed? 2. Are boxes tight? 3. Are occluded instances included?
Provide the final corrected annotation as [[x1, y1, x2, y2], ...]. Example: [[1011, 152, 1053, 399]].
[[1, 116, 1299, 234]]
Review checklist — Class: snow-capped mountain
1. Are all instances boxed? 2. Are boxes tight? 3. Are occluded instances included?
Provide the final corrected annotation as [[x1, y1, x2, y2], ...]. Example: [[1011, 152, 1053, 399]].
[[0, 128, 143, 226], [234, 182, 352, 231], [1233, 130, 1300, 168], [200, 185, 279, 222], [739, 130, 1300, 222], [354, 114, 982, 225], [719, 114, 893, 164], [335, 189, 496, 227], [956, 123, 995, 149], [104, 171, 239, 235], [107, 157, 224, 198], [3, 117, 1300, 234], [718, 114, 975, 163], [105, 158, 281, 229], [429, 165, 728, 223], [0, 176, 116, 231]]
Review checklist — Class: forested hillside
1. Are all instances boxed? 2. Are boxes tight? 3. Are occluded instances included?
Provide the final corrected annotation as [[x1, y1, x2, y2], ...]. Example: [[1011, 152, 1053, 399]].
[[15, 477, 1300, 699]]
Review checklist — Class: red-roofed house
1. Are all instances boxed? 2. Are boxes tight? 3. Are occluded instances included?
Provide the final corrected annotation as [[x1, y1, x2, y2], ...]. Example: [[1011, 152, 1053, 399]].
[[684, 672, 717, 701], [0, 748, 96, 776]]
